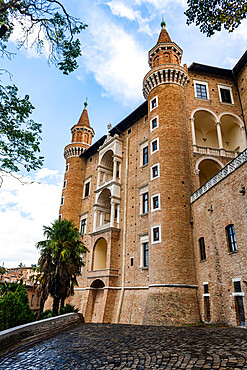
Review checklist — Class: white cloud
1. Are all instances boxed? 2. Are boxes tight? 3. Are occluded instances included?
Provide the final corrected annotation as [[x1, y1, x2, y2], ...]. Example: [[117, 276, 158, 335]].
[[80, 4, 149, 105], [0, 169, 62, 268], [233, 19, 247, 41]]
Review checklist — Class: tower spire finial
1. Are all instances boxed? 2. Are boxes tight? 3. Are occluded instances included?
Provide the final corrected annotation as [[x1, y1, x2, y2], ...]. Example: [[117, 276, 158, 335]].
[[161, 16, 166, 29], [84, 97, 88, 109]]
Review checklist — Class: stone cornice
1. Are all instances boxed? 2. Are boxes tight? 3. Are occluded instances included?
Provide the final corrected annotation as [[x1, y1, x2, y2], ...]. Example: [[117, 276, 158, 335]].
[[143, 65, 189, 99], [64, 145, 85, 160]]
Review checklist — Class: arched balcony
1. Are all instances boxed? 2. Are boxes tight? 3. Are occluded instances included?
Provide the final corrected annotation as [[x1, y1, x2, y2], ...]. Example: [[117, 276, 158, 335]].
[[191, 110, 246, 158], [93, 188, 120, 232], [97, 149, 121, 189]]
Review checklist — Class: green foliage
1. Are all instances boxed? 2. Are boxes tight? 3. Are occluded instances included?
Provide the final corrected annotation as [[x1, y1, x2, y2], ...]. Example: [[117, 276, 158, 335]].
[[0, 282, 35, 331], [38, 309, 52, 320], [185, 0, 247, 36], [0, 85, 44, 173], [0, 266, 6, 275], [0, 1, 87, 74], [36, 219, 88, 316], [59, 304, 78, 315]]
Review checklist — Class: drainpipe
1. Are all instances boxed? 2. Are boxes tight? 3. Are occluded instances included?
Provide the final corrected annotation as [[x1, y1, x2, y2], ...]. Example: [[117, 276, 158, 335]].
[[116, 136, 129, 323]]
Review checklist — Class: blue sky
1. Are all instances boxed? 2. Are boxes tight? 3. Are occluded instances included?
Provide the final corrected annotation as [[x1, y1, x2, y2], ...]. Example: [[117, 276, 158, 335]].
[[1, 0, 247, 267]]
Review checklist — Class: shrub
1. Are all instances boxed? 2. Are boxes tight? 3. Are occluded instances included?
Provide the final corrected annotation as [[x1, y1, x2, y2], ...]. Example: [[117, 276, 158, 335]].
[[38, 309, 52, 320], [59, 304, 78, 315]]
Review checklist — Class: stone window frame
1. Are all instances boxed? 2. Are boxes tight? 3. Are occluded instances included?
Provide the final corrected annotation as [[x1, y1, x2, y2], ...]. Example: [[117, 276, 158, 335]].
[[58, 214, 62, 221], [151, 193, 160, 212], [150, 137, 159, 155], [63, 179, 67, 189], [138, 184, 149, 216], [61, 196, 64, 206], [139, 233, 149, 269], [150, 163, 160, 181], [217, 84, 234, 105], [65, 163, 69, 173], [83, 176, 92, 199], [150, 115, 159, 132], [151, 224, 161, 244], [194, 80, 210, 100], [150, 95, 158, 112], [203, 282, 210, 297], [232, 278, 244, 296], [139, 138, 149, 168]]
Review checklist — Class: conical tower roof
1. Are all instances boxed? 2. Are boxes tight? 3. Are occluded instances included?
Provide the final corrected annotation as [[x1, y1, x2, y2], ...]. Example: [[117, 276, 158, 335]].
[[157, 22, 172, 44], [77, 101, 90, 127]]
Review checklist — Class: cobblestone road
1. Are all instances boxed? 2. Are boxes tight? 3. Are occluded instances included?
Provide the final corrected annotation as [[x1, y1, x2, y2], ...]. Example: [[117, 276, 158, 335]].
[[1, 324, 247, 369]]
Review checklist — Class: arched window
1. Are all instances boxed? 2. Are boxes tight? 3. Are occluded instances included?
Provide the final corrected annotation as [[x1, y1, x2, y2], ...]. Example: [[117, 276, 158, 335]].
[[93, 238, 107, 270]]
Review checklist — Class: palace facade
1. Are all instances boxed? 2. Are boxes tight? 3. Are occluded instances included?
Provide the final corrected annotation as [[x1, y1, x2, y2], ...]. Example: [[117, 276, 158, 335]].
[[58, 24, 247, 326]]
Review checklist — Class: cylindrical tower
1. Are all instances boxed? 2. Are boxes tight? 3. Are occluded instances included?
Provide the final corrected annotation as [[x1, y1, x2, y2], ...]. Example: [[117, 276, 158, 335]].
[[143, 23, 199, 325], [59, 102, 95, 228]]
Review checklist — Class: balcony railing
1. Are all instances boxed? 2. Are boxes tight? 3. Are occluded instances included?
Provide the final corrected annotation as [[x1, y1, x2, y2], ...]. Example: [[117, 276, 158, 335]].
[[193, 145, 239, 159], [190, 149, 247, 203], [86, 268, 118, 279]]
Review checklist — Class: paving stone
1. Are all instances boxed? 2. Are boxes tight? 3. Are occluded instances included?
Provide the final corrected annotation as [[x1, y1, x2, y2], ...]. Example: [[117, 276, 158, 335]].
[[1, 324, 247, 369]]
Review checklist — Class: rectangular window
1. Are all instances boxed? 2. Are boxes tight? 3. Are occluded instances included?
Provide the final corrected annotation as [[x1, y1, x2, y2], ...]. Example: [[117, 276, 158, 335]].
[[204, 283, 209, 294], [218, 85, 234, 104], [130, 257, 134, 266], [151, 225, 161, 244], [30, 294, 34, 306], [63, 180, 67, 189], [196, 83, 207, 99], [150, 116, 158, 131], [65, 164, 69, 172], [143, 242, 149, 267], [80, 218, 87, 235], [199, 237, 206, 261], [151, 164, 159, 180], [151, 193, 160, 212], [84, 182, 90, 197], [220, 88, 232, 103], [61, 197, 64, 205], [143, 192, 148, 214], [58, 214, 62, 221], [150, 96, 158, 110], [151, 138, 159, 154], [234, 281, 242, 292], [226, 224, 237, 252], [143, 146, 148, 165]]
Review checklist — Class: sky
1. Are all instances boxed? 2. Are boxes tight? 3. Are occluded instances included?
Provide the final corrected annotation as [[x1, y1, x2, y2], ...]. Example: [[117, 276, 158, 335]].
[[1, 0, 247, 267]]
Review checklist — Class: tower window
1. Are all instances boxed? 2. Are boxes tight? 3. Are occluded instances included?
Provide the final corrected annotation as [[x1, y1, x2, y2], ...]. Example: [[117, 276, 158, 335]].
[[151, 138, 159, 154], [61, 197, 64, 205], [226, 224, 237, 253], [142, 192, 149, 214], [199, 237, 206, 261], [151, 225, 161, 244], [150, 116, 158, 131], [150, 96, 158, 111], [63, 180, 67, 189], [143, 146, 148, 165], [58, 214, 62, 221], [151, 164, 159, 180], [130, 257, 134, 266], [151, 193, 160, 212], [65, 164, 69, 172], [204, 283, 209, 294]]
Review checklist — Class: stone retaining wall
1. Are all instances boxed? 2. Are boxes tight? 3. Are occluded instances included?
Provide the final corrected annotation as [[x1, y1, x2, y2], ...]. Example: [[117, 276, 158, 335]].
[[0, 312, 84, 357]]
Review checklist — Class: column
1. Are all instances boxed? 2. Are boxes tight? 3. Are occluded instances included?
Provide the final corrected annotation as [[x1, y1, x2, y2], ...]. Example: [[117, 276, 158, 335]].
[[110, 200, 115, 228], [216, 121, 223, 149], [100, 211, 104, 226], [93, 208, 98, 231], [97, 167, 101, 187], [241, 126, 247, 148], [116, 203, 120, 225], [190, 118, 197, 149], [113, 158, 117, 181]]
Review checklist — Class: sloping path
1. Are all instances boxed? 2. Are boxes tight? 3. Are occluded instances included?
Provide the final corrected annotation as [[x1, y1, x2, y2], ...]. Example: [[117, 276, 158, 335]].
[[1, 324, 247, 369]]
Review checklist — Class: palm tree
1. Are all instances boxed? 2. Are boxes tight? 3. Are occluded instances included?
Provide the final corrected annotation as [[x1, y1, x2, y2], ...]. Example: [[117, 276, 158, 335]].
[[36, 219, 88, 316]]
